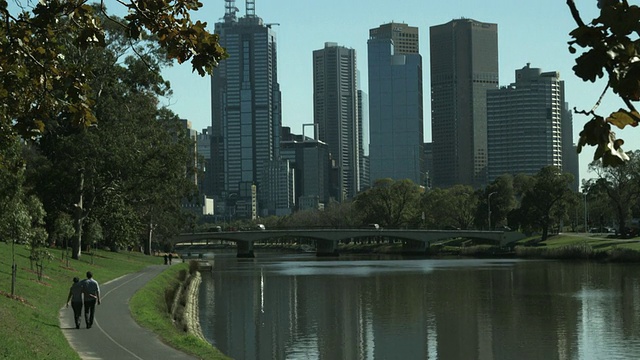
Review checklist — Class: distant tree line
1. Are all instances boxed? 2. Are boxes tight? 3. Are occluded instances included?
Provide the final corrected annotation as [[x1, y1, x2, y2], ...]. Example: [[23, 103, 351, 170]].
[[226, 157, 640, 242]]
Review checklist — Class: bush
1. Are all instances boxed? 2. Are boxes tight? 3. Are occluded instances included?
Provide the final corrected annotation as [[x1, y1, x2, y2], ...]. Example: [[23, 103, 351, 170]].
[[608, 247, 640, 262], [164, 286, 177, 313], [515, 242, 598, 260], [460, 245, 501, 256], [188, 260, 199, 275], [549, 243, 594, 259], [177, 269, 187, 282], [514, 246, 545, 258]]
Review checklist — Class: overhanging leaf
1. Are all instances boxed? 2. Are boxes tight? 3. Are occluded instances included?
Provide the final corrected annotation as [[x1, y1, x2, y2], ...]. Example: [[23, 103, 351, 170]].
[[607, 109, 640, 129]]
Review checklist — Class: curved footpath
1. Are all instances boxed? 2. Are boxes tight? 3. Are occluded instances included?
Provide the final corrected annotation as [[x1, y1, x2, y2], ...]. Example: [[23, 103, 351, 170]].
[[58, 264, 198, 360]]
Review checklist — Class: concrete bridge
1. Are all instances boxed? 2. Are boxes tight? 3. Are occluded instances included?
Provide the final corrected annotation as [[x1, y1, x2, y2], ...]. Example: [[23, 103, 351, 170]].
[[172, 229, 526, 258]]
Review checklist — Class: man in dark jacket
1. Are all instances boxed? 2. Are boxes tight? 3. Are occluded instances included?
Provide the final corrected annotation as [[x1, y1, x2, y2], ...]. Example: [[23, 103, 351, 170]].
[[66, 277, 83, 329]]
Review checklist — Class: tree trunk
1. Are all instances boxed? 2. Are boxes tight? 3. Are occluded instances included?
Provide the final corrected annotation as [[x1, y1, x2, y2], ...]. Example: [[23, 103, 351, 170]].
[[72, 171, 84, 260], [541, 216, 550, 241], [146, 220, 153, 256], [616, 204, 627, 238]]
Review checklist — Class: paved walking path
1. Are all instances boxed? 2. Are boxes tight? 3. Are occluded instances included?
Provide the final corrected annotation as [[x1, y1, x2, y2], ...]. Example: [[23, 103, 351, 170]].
[[59, 265, 198, 360]]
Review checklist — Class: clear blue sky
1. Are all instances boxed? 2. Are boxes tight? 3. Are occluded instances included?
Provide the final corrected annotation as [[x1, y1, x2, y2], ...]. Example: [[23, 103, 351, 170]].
[[106, 2, 640, 184]]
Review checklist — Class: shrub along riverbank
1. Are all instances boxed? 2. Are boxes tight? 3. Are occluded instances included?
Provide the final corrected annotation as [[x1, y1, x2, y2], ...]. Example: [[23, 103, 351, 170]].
[[423, 233, 640, 261], [129, 261, 229, 359]]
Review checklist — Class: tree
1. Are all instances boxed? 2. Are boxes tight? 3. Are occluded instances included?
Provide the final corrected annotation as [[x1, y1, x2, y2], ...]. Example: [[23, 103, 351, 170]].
[[0, 137, 29, 295], [422, 185, 478, 230], [584, 150, 640, 236], [567, 0, 640, 166], [478, 174, 517, 230], [354, 179, 423, 228], [319, 200, 362, 229], [23, 195, 50, 281], [23, 13, 198, 257], [0, 1, 227, 140], [50, 212, 75, 265], [516, 167, 574, 240]]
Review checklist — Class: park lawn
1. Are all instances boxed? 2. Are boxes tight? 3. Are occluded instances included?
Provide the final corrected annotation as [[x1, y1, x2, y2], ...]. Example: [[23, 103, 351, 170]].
[[540, 235, 608, 248], [541, 234, 640, 250], [0, 242, 159, 360]]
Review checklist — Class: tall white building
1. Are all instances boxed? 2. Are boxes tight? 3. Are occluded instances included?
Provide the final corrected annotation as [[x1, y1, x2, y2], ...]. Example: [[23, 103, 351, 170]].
[[313, 42, 361, 200], [211, 0, 282, 218], [487, 64, 573, 181]]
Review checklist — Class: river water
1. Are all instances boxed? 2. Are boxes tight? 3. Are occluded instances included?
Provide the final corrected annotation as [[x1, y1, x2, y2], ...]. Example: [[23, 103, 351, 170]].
[[198, 253, 640, 360]]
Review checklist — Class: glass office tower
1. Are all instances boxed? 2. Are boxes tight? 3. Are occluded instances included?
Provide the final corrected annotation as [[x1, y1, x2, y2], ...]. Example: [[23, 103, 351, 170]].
[[430, 19, 498, 188]]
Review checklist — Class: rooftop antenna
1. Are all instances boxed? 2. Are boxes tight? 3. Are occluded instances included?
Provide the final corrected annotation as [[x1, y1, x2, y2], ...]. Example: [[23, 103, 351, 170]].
[[224, 0, 238, 22], [246, 0, 255, 17]]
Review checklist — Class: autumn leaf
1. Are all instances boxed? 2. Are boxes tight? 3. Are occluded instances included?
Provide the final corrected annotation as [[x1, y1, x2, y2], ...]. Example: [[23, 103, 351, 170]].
[[607, 109, 640, 129]]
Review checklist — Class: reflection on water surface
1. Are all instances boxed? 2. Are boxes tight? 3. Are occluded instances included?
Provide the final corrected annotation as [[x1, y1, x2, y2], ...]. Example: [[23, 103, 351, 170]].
[[198, 254, 640, 360]]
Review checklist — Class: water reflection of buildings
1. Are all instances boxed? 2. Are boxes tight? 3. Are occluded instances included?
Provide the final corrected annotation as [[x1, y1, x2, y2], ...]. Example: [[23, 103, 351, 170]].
[[199, 260, 640, 359]]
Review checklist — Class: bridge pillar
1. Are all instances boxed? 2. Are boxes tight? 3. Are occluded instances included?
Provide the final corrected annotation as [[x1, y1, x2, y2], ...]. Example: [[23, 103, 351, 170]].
[[316, 239, 339, 257], [402, 240, 429, 255], [236, 241, 254, 258]]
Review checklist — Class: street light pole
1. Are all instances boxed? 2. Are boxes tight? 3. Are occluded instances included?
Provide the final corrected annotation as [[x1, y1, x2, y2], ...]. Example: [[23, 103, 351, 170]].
[[583, 192, 588, 233], [488, 192, 497, 230]]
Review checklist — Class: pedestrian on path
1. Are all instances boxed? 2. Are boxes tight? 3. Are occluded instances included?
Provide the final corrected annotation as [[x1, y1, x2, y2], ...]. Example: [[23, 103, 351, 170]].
[[81, 271, 101, 329], [168, 253, 173, 265], [65, 277, 83, 329]]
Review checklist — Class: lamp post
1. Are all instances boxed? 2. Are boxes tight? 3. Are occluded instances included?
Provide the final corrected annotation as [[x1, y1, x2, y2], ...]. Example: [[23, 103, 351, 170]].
[[583, 192, 588, 233], [488, 191, 497, 230]]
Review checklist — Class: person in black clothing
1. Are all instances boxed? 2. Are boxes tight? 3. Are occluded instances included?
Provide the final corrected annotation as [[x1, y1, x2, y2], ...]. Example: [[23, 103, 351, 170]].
[[81, 271, 101, 329], [66, 277, 83, 329], [168, 253, 173, 265]]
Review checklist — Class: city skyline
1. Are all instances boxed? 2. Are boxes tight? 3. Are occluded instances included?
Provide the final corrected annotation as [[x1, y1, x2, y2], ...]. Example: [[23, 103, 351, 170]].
[[149, 1, 619, 185]]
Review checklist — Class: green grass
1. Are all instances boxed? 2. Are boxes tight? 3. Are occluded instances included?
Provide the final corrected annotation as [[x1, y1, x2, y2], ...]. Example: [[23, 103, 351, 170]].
[[513, 233, 640, 261], [540, 234, 640, 249], [0, 243, 164, 359], [130, 263, 230, 360]]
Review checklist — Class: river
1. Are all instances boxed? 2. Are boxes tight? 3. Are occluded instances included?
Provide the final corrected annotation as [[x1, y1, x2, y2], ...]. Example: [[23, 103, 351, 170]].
[[198, 253, 640, 360]]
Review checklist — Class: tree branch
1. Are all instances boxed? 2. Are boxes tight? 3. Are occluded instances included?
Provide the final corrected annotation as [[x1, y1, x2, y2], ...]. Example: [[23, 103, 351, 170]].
[[566, 0, 586, 27]]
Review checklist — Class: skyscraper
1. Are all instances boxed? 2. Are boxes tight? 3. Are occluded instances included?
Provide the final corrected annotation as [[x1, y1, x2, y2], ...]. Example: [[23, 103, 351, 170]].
[[368, 22, 424, 185], [487, 64, 579, 184], [211, 0, 282, 218], [357, 88, 370, 190], [280, 126, 331, 211], [313, 42, 360, 200], [430, 19, 498, 188]]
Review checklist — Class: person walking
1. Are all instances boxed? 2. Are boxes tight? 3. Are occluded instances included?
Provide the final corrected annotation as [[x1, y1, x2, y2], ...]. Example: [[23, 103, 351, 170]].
[[81, 271, 101, 329], [65, 277, 83, 329]]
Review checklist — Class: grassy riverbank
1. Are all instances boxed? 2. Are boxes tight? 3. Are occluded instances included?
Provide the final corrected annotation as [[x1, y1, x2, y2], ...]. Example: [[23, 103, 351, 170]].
[[0, 243, 159, 359], [129, 262, 229, 359], [439, 232, 640, 261]]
